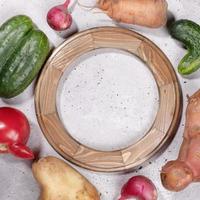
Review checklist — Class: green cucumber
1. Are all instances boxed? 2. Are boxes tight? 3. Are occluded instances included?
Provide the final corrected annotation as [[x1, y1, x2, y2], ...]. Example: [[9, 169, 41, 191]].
[[0, 15, 34, 73], [170, 19, 200, 75], [0, 29, 50, 98]]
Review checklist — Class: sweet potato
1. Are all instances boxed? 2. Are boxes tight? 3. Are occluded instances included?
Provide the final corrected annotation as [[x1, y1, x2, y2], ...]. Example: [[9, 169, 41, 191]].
[[32, 156, 100, 200], [97, 0, 168, 28], [161, 90, 200, 191]]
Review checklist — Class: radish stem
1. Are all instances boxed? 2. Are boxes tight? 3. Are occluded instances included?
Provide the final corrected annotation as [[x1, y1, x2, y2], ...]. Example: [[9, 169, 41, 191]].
[[63, 0, 71, 8]]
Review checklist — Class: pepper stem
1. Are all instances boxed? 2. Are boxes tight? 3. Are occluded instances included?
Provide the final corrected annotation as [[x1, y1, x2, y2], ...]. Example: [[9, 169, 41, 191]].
[[9, 143, 34, 160]]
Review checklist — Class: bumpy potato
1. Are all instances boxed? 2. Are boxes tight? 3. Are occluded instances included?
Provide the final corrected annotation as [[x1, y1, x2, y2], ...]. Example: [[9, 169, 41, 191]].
[[32, 156, 100, 200], [161, 90, 200, 191]]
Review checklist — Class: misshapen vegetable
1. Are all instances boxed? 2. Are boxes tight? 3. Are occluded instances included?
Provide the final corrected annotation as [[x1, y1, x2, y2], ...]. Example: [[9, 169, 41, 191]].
[[170, 20, 200, 75], [0, 107, 34, 159], [161, 90, 200, 191], [0, 15, 50, 98], [98, 0, 168, 28], [32, 156, 100, 200]]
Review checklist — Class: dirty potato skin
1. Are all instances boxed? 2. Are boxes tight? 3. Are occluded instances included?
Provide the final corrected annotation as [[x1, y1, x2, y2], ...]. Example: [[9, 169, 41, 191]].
[[32, 156, 100, 200]]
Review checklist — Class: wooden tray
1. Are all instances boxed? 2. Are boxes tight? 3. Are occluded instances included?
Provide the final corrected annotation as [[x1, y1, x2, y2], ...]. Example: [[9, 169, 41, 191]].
[[35, 27, 182, 172]]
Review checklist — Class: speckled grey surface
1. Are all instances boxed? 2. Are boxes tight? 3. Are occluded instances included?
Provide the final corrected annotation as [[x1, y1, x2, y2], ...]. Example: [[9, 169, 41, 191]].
[[0, 0, 200, 199]]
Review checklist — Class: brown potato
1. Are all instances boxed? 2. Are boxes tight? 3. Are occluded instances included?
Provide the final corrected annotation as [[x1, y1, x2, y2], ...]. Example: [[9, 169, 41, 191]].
[[161, 90, 200, 191], [98, 0, 168, 28], [32, 156, 100, 200]]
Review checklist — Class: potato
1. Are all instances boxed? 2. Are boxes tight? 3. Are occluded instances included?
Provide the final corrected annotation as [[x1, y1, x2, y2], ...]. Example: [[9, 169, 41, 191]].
[[161, 90, 200, 191], [98, 0, 168, 28], [32, 156, 100, 200]]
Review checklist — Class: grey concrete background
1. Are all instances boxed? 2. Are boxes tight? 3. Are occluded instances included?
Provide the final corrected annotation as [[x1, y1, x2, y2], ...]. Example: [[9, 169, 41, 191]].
[[0, 0, 200, 199]]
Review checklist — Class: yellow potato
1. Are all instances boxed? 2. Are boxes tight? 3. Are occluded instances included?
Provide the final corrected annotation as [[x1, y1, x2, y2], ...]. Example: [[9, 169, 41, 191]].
[[32, 156, 100, 200]]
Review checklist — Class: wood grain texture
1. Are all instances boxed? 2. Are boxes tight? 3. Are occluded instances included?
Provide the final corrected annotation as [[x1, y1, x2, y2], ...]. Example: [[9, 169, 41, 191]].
[[35, 27, 182, 172]]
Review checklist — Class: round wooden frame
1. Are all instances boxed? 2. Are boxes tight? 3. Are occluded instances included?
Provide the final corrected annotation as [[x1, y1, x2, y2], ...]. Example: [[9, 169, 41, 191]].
[[35, 27, 182, 172]]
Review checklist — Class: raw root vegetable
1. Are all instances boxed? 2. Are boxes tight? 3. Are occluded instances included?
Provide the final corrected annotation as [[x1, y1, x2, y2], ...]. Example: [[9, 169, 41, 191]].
[[0, 107, 34, 159], [47, 0, 72, 31], [119, 175, 157, 200], [161, 90, 200, 191], [97, 0, 168, 28], [32, 156, 100, 200]]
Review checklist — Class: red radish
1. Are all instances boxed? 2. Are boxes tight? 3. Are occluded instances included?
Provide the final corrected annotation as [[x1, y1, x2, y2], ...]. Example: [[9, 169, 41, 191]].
[[119, 176, 157, 200], [47, 0, 72, 31], [0, 107, 34, 159]]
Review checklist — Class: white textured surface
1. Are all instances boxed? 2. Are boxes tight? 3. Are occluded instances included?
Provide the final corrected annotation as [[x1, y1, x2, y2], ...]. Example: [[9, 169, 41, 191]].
[[58, 49, 158, 151], [0, 0, 200, 200]]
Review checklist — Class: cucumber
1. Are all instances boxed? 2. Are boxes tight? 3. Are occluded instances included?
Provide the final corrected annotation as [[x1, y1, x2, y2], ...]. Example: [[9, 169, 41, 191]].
[[0, 29, 50, 98], [170, 19, 200, 75], [0, 15, 33, 73]]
